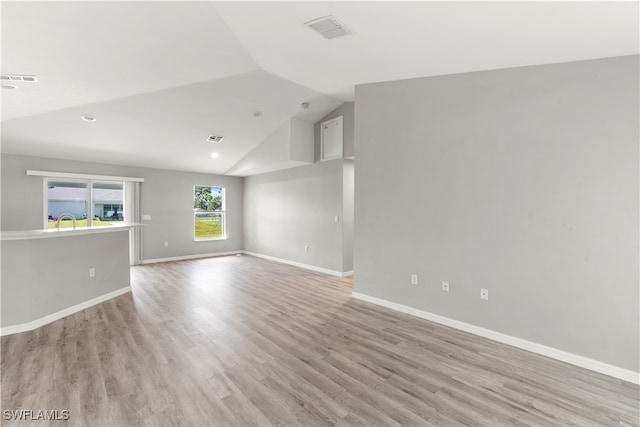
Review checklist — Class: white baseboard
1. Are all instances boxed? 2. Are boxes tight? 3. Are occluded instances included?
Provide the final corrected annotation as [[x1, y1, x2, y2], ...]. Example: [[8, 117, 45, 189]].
[[1, 286, 132, 336], [351, 292, 639, 385], [140, 251, 242, 264], [243, 251, 345, 277], [141, 250, 352, 278]]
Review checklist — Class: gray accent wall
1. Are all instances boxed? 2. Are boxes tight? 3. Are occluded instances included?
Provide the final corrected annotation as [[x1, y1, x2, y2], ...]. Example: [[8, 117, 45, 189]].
[[243, 159, 346, 273], [353, 56, 639, 372], [1, 154, 244, 260], [2, 231, 130, 327]]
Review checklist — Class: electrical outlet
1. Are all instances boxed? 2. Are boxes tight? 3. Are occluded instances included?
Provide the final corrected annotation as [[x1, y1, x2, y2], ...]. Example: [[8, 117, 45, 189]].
[[164, 241, 169, 247], [89, 267, 95, 278], [411, 274, 418, 285], [334, 216, 340, 223], [442, 281, 450, 292], [480, 288, 489, 301]]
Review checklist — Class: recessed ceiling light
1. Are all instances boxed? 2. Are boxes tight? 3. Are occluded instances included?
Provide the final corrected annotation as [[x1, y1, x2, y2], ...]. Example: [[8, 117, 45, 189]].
[[301, 102, 310, 109], [210, 152, 220, 159], [81, 115, 96, 122], [2, 84, 18, 90]]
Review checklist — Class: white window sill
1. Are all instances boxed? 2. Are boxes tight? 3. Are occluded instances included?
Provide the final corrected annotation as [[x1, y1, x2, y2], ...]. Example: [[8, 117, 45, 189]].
[[194, 237, 227, 242], [1, 223, 143, 241]]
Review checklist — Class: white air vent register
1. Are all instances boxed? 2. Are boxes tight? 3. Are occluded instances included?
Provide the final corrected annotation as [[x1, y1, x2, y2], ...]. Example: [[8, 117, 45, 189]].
[[305, 16, 352, 40], [207, 134, 224, 143]]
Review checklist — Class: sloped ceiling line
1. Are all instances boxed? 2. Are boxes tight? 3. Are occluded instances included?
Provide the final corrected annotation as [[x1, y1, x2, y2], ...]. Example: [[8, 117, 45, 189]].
[[2, 1, 638, 175]]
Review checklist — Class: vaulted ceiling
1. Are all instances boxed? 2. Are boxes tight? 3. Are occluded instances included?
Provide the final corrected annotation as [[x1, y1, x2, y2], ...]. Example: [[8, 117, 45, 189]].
[[1, 1, 638, 175]]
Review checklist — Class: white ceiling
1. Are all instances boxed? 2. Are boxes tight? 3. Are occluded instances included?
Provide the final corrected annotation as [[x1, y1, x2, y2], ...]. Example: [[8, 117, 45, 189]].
[[217, 1, 640, 101], [2, 1, 638, 175]]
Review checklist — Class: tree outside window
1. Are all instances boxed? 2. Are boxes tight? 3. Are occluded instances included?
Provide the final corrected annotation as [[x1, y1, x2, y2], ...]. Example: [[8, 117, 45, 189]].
[[194, 185, 225, 240]]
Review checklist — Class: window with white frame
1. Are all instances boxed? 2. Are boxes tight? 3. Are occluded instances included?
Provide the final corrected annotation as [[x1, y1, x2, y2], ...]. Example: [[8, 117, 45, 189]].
[[194, 185, 225, 240], [45, 179, 124, 228]]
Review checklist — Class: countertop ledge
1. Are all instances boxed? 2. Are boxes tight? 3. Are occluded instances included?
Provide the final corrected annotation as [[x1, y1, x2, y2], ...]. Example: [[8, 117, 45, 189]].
[[1, 224, 144, 240]]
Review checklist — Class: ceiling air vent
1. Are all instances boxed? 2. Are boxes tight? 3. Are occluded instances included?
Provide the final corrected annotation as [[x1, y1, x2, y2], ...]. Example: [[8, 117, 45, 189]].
[[304, 16, 352, 40], [207, 134, 224, 143], [1, 74, 38, 82]]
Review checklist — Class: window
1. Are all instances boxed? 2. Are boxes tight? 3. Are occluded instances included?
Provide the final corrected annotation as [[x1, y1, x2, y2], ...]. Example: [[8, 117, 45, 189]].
[[92, 182, 124, 224], [46, 181, 88, 227], [194, 185, 225, 240], [46, 179, 124, 228]]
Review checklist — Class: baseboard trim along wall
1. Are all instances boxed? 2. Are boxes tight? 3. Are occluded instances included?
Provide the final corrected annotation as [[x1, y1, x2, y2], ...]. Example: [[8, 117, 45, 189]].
[[351, 292, 639, 385], [142, 251, 354, 277], [0, 286, 132, 337], [140, 251, 243, 264], [243, 251, 352, 277]]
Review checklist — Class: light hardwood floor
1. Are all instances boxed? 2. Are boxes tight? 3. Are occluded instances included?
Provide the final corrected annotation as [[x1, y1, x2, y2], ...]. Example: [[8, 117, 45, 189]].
[[2, 255, 638, 426]]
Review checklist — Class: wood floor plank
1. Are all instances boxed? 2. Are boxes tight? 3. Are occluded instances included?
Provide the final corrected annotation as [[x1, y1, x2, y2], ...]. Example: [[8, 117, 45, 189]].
[[2, 254, 638, 426]]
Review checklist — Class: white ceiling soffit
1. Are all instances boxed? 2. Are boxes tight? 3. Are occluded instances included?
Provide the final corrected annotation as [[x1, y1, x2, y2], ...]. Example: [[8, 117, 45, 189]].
[[1, 1, 638, 176], [1, 1, 341, 175], [214, 1, 640, 101], [226, 118, 314, 176], [1, 70, 341, 175]]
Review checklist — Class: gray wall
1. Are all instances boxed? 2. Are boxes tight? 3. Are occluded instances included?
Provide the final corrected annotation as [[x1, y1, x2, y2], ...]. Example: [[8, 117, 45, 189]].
[[342, 159, 354, 272], [311, 102, 355, 273], [1, 154, 244, 260], [315, 102, 355, 161], [2, 231, 130, 327], [353, 56, 639, 372], [243, 159, 345, 273]]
